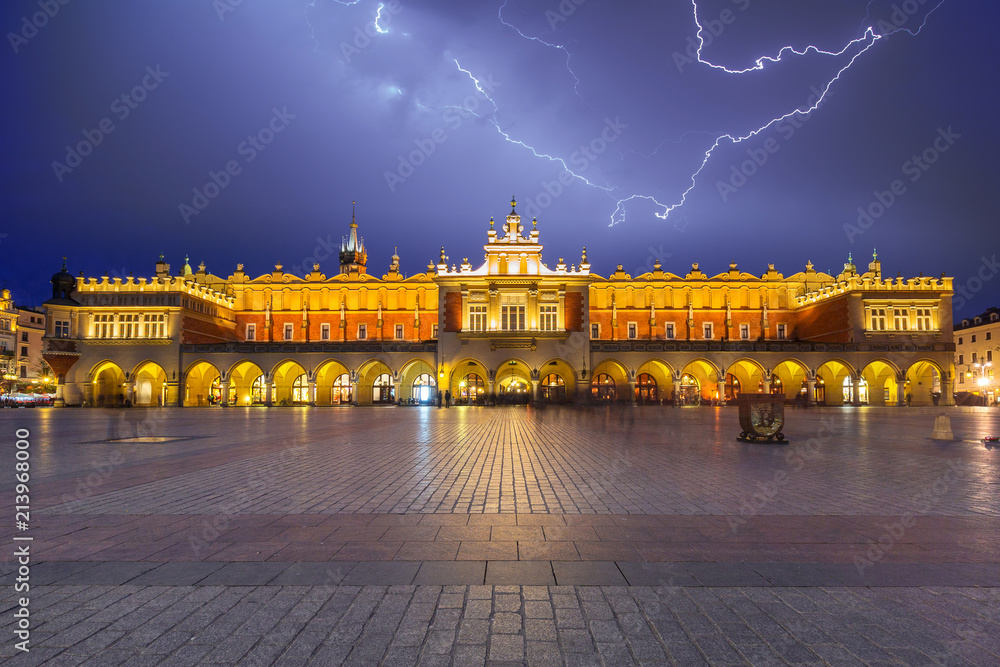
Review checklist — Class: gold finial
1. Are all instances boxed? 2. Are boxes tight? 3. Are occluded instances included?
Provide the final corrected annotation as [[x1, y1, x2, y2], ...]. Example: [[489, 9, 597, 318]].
[[510, 196, 517, 214], [489, 216, 494, 229]]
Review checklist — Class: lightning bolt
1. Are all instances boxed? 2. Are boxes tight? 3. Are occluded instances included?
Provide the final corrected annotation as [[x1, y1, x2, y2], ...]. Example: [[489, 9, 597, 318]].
[[374, 2, 388, 34], [497, 0, 582, 96], [453, 60, 613, 192], [607, 0, 948, 225]]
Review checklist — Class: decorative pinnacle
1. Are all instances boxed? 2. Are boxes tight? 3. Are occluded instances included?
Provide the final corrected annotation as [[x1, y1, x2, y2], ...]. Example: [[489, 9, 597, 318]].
[[510, 196, 517, 214], [351, 201, 356, 227], [61, 256, 67, 271], [873, 247, 878, 261], [532, 217, 537, 229], [489, 216, 494, 229]]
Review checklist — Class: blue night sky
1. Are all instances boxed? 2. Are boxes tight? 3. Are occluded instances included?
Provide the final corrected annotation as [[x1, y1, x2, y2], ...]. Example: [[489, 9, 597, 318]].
[[2, 0, 998, 318]]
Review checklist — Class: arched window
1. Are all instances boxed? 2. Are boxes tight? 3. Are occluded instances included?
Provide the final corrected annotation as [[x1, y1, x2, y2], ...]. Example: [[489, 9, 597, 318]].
[[636, 373, 657, 403], [251, 375, 266, 404], [461, 373, 484, 403], [541, 373, 565, 402], [412, 373, 435, 404], [725, 373, 741, 401], [332, 373, 351, 404], [292, 374, 309, 403], [591, 373, 616, 402], [373, 373, 395, 403]]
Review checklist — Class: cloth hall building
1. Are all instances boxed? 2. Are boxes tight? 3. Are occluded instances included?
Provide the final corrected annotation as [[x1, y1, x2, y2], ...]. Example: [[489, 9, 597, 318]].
[[42, 199, 956, 409]]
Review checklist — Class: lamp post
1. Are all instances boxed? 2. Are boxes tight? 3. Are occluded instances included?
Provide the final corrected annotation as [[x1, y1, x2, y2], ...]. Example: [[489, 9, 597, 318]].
[[973, 352, 994, 406]]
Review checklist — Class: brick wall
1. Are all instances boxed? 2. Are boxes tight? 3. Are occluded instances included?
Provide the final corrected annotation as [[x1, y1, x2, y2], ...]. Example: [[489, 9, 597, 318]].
[[443, 293, 462, 332], [565, 292, 584, 331]]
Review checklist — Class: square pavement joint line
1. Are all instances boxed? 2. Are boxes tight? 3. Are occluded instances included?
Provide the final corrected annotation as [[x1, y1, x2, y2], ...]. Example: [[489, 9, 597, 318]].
[[22, 560, 1000, 587]]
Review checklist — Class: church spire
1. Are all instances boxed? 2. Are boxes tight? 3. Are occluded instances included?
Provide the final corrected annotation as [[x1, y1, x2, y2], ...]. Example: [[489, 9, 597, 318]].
[[340, 200, 367, 274]]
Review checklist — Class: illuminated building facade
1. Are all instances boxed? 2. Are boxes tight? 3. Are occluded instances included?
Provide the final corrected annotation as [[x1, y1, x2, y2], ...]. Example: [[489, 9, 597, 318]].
[[954, 308, 998, 405], [42, 199, 956, 408]]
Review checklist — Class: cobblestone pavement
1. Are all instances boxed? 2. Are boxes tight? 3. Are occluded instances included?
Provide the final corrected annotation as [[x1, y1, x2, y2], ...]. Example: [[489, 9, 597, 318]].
[[1, 406, 999, 664]]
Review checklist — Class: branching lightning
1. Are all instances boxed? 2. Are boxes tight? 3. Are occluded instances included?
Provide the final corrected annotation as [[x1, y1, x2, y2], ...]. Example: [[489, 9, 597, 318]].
[[606, 0, 947, 224], [453, 60, 613, 192], [374, 3, 388, 34], [497, 0, 582, 96]]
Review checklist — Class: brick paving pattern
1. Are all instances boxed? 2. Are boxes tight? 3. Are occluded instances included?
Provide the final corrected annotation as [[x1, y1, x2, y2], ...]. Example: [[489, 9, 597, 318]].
[[1, 405, 999, 664]]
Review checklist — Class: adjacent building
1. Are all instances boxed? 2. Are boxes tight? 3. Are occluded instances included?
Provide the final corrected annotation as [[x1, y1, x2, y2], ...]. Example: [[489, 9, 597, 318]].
[[42, 198, 956, 408], [954, 307, 999, 405]]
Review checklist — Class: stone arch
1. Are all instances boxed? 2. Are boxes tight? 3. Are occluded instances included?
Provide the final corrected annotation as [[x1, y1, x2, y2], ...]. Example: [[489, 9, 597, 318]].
[[634, 359, 675, 404], [132, 360, 168, 407], [228, 360, 266, 406], [537, 357, 578, 403], [590, 359, 629, 403], [861, 359, 903, 406], [679, 358, 721, 405], [449, 358, 489, 404], [815, 359, 857, 406], [399, 358, 437, 404], [89, 360, 126, 408], [905, 359, 944, 406], [724, 358, 766, 400], [357, 358, 396, 405], [494, 357, 532, 400], [315, 359, 352, 405], [184, 360, 221, 407], [271, 359, 308, 405], [771, 358, 810, 400]]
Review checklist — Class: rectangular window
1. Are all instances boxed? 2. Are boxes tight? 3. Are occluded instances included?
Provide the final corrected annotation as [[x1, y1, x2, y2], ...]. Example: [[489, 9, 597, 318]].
[[776, 324, 786, 339], [431, 324, 438, 338], [665, 322, 675, 339], [320, 323, 330, 340], [987, 350, 993, 362], [20, 366, 27, 378], [539, 305, 557, 332], [500, 297, 526, 331], [56, 320, 69, 338], [739, 323, 750, 340], [21, 332, 28, 342], [870, 308, 886, 331], [284, 323, 294, 340], [987, 331, 992, 340], [894, 310, 909, 331], [395, 324, 404, 340], [246, 323, 256, 341], [20, 346, 28, 357], [627, 322, 637, 339], [958, 336, 963, 345], [972, 352, 978, 363], [971, 334, 977, 343], [703, 323, 713, 339], [357, 324, 367, 340], [958, 354, 964, 365], [591, 323, 600, 339], [469, 305, 487, 332], [914, 308, 933, 331], [958, 374, 964, 384]]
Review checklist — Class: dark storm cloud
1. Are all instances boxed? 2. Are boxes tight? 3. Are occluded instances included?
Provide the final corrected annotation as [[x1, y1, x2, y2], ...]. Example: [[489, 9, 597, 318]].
[[1, 0, 997, 318]]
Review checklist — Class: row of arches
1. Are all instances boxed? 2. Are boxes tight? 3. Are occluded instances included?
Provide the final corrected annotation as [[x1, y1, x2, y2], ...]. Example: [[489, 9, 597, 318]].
[[86, 355, 947, 407]]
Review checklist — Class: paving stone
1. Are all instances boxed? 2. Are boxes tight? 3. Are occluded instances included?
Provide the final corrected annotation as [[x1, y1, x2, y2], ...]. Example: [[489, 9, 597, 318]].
[[341, 561, 419, 585], [485, 561, 555, 586], [413, 561, 485, 585], [197, 562, 288, 586], [552, 561, 628, 586]]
